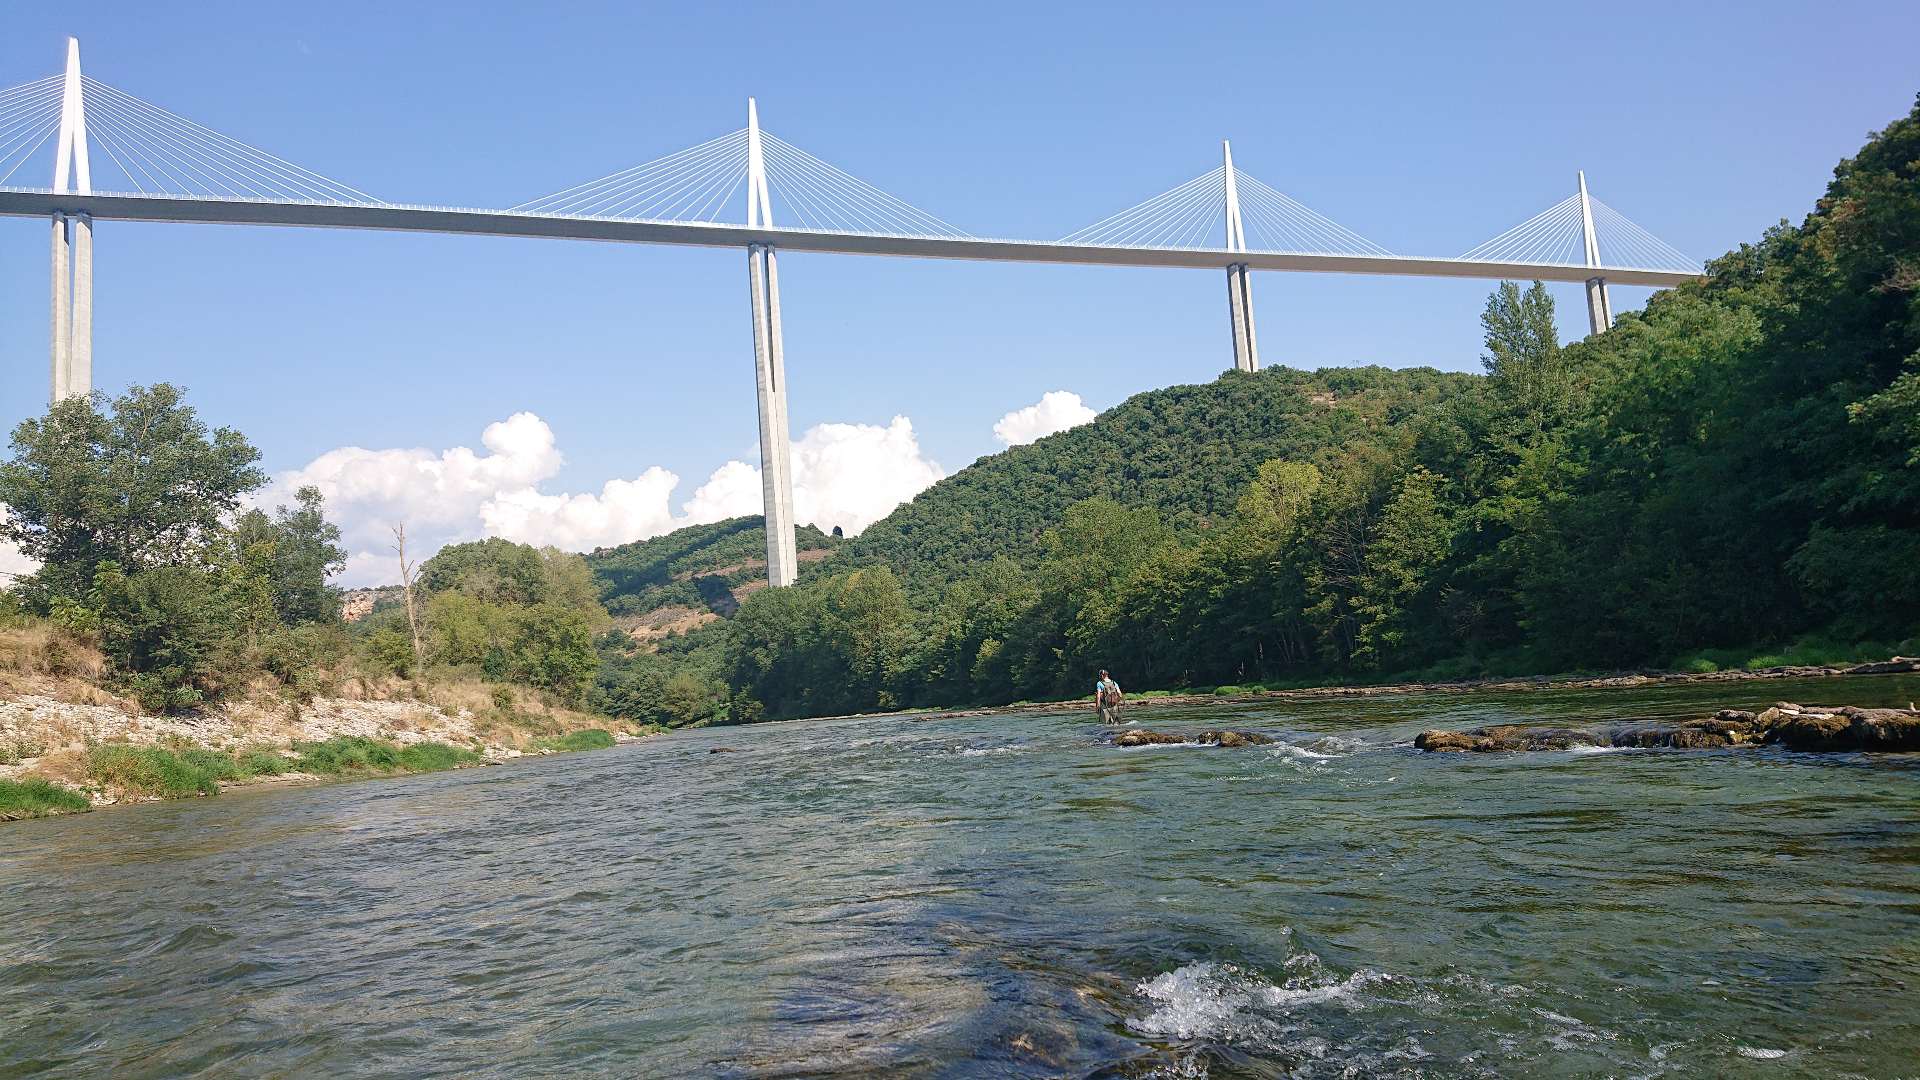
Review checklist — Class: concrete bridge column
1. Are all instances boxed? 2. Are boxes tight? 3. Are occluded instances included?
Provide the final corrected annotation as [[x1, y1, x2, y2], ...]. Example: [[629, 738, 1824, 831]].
[[1227, 262, 1258, 372], [1584, 275, 1613, 336], [748, 242, 799, 588], [49, 212, 70, 402], [71, 212, 92, 396]]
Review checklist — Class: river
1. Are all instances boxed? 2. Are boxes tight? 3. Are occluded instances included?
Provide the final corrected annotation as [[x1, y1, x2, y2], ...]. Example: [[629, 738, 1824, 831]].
[[3, 675, 1918, 1078]]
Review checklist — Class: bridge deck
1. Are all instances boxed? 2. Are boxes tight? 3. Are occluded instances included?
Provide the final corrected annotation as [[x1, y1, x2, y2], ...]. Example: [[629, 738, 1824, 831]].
[[0, 190, 1700, 288]]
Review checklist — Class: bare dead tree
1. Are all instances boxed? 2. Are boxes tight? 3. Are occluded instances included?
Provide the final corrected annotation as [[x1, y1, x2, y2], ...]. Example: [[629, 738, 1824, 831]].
[[392, 523, 424, 671]]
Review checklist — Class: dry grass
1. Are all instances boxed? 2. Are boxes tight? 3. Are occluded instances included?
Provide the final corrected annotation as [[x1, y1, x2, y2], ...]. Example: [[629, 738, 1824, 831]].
[[0, 624, 106, 681]]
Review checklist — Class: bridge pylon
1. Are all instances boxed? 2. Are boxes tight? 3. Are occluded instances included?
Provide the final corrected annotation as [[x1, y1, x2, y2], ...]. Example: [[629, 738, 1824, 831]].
[[1578, 171, 1613, 335], [1222, 141, 1258, 372], [745, 99, 799, 589], [49, 37, 93, 403]]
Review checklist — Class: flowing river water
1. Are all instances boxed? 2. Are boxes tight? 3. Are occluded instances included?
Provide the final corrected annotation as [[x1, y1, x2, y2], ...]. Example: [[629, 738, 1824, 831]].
[[3, 675, 1919, 1079]]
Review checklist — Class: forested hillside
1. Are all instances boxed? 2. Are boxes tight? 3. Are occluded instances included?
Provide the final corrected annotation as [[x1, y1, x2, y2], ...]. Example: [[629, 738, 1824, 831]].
[[832, 366, 1474, 599]]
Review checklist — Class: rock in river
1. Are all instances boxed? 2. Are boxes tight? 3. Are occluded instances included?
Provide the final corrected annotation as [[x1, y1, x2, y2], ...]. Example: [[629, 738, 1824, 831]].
[[1108, 729, 1273, 747], [1200, 730, 1275, 747], [1765, 705, 1920, 751], [1414, 726, 1604, 752], [1111, 730, 1187, 746]]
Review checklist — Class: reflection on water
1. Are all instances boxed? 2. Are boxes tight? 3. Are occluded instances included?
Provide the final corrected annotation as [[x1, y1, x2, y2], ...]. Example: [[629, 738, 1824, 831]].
[[2, 676, 1918, 1078]]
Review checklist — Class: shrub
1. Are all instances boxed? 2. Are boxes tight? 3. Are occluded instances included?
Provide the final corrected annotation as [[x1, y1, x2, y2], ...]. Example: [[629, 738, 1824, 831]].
[[292, 735, 475, 774], [291, 736, 402, 773], [86, 745, 221, 798], [178, 747, 243, 782], [365, 629, 416, 679], [395, 741, 481, 772], [130, 672, 204, 714], [539, 728, 616, 753], [238, 749, 288, 776], [0, 776, 91, 819]]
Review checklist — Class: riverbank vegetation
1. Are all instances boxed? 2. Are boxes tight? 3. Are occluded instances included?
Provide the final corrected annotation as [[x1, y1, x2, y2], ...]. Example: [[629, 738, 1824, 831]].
[[0, 776, 91, 819]]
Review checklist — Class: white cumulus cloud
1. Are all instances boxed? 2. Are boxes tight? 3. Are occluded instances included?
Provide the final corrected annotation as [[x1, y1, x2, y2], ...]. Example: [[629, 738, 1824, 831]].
[[993, 390, 1097, 446], [794, 416, 947, 536], [0, 506, 37, 582], [271, 412, 945, 588]]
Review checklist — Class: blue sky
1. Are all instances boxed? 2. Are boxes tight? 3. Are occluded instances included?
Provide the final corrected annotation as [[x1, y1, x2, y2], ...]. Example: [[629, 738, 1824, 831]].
[[2, 1, 1915, 581]]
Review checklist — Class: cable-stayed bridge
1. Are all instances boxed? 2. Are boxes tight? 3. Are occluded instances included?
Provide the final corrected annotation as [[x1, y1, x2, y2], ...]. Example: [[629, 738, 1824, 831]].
[[2, 40, 1704, 587]]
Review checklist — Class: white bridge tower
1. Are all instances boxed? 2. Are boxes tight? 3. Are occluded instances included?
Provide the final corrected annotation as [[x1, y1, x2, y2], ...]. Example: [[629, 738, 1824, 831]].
[[745, 99, 799, 588], [1223, 141, 1258, 372], [50, 37, 93, 402], [1578, 171, 1613, 335]]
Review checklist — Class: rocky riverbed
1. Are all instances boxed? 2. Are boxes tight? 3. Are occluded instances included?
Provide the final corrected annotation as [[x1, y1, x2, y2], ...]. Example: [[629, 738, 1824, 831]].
[[1415, 701, 1920, 753]]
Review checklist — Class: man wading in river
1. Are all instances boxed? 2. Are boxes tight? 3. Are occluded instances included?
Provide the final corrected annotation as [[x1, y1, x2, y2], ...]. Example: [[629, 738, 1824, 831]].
[[1095, 670, 1123, 725]]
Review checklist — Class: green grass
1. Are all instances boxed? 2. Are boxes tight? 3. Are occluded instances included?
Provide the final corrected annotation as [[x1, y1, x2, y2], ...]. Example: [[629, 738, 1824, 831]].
[[0, 777, 91, 819], [396, 741, 481, 771], [238, 749, 289, 776], [291, 736, 479, 775], [86, 746, 221, 798], [535, 728, 617, 753]]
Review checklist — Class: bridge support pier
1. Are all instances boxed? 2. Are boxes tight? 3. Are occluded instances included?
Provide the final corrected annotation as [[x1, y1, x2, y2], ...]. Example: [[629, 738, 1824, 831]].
[[1227, 263, 1258, 372], [48, 211, 94, 403], [1584, 275, 1612, 336], [748, 242, 798, 589], [50, 213, 69, 401]]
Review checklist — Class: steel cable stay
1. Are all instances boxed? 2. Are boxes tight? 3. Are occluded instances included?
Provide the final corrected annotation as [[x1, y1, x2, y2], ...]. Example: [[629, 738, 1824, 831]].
[[516, 126, 970, 239], [80, 83, 367, 203], [1061, 166, 1395, 258], [0, 76, 64, 186], [1461, 192, 1699, 274]]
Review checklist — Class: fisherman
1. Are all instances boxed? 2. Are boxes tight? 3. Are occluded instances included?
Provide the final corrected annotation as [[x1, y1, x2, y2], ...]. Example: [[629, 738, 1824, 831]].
[[1095, 669, 1123, 725]]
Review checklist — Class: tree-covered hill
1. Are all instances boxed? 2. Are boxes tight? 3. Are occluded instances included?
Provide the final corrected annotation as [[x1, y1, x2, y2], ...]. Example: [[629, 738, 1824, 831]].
[[831, 365, 1476, 599], [585, 516, 838, 617]]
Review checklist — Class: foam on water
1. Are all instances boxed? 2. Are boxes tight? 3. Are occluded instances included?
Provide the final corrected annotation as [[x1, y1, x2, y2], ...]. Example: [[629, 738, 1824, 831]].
[[957, 745, 1028, 756]]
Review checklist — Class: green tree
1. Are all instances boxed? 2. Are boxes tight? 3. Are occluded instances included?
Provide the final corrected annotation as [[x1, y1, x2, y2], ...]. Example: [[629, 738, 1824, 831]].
[[0, 384, 265, 602], [228, 486, 347, 625], [1480, 280, 1569, 435]]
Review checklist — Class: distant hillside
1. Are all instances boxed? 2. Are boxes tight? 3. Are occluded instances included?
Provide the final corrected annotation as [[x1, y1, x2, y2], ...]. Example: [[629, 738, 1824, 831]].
[[585, 516, 838, 618], [830, 365, 1475, 599]]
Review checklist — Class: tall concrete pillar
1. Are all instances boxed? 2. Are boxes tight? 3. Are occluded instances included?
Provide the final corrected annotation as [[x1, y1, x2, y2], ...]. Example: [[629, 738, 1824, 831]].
[[748, 243, 799, 588], [70, 212, 92, 396], [1584, 276, 1613, 336], [1227, 263, 1258, 372], [50, 212, 71, 402]]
